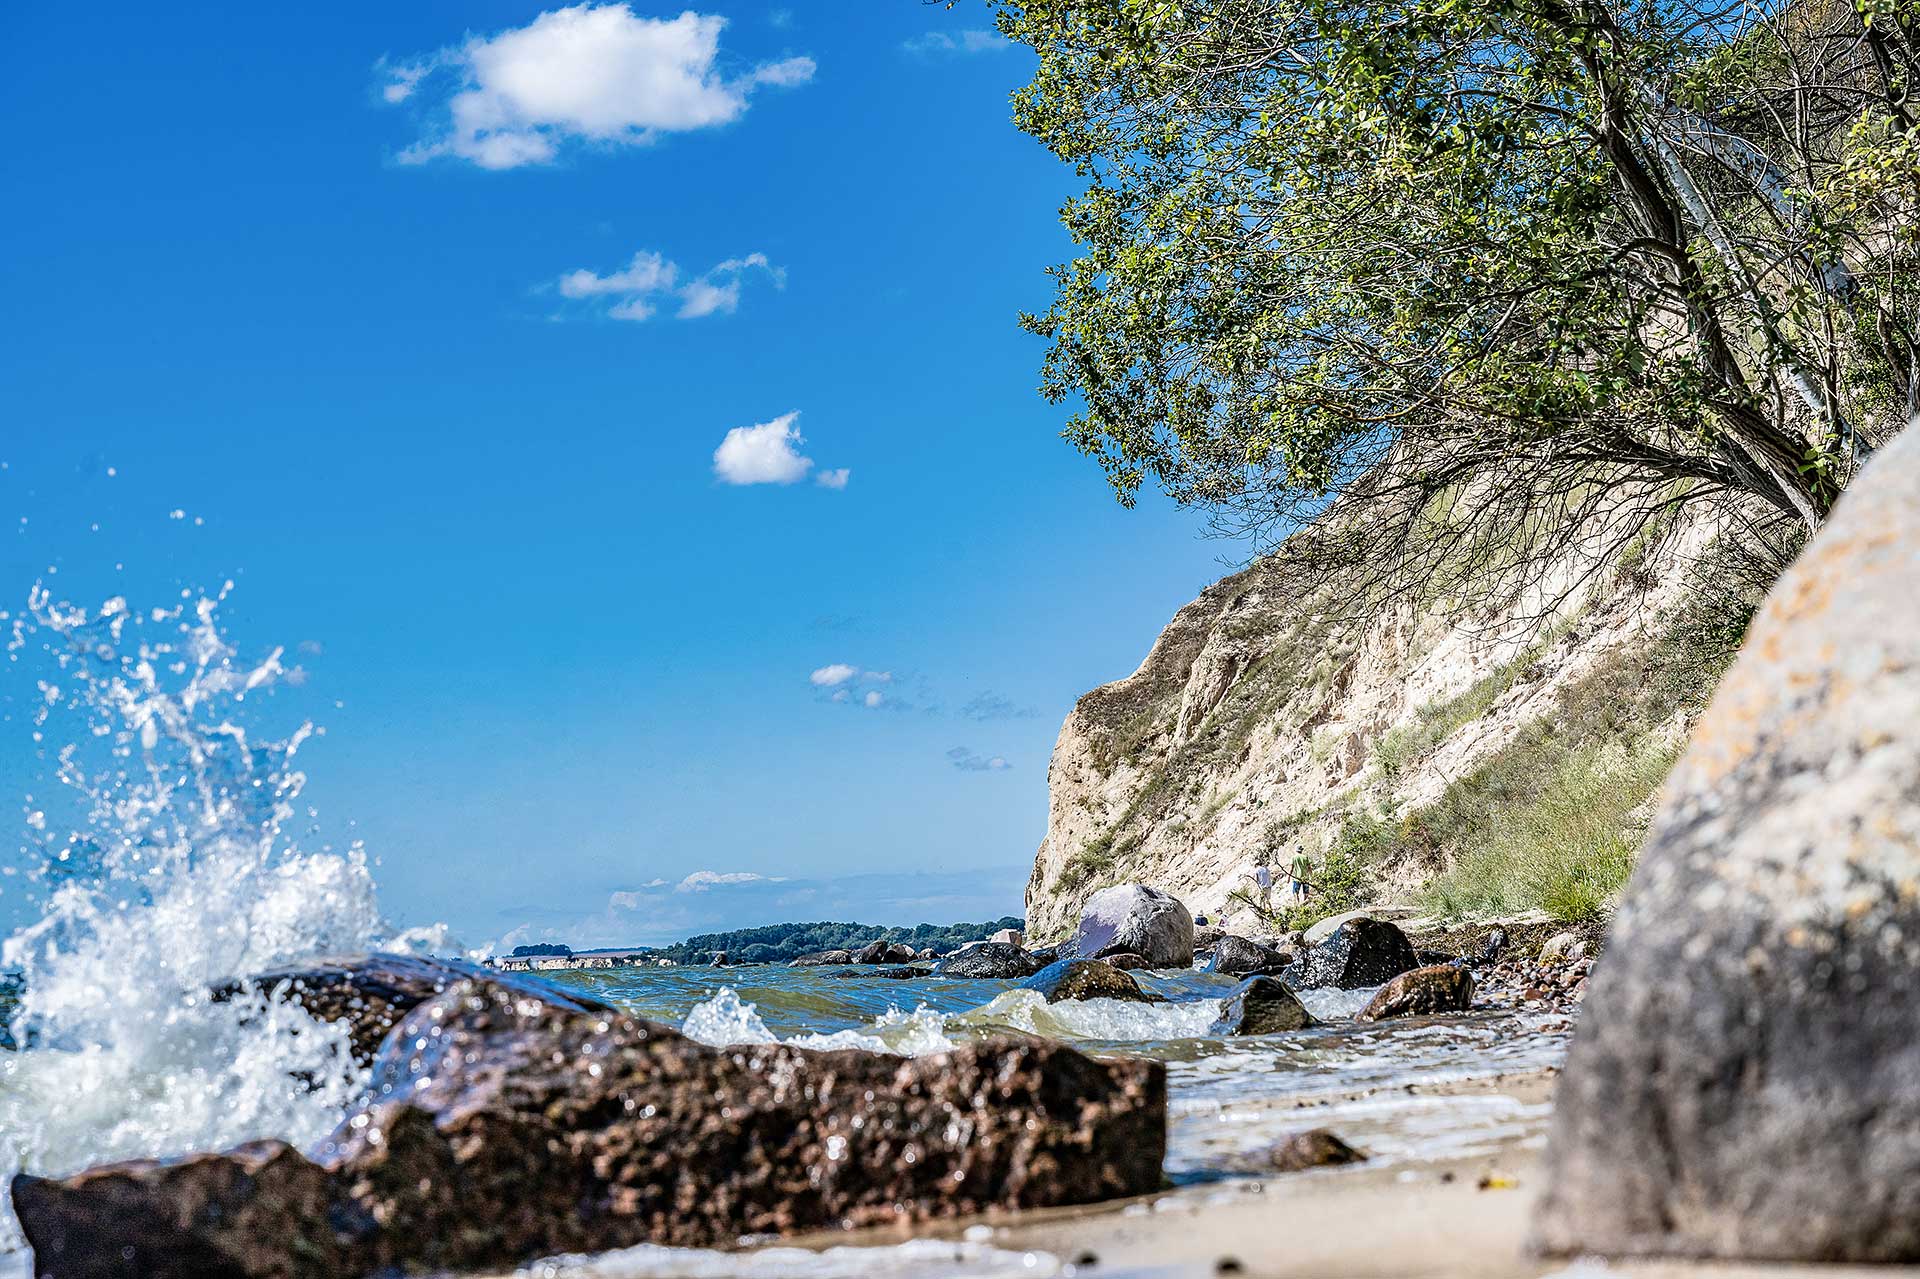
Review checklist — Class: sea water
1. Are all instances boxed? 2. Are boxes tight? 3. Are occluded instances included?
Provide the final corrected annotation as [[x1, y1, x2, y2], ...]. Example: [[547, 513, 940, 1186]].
[[0, 588, 1570, 1273]]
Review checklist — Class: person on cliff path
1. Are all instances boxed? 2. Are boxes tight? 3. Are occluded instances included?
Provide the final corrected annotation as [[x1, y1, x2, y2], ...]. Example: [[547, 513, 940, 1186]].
[[1247, 863, 1274, 916], [1289, 850, 1313, 905]]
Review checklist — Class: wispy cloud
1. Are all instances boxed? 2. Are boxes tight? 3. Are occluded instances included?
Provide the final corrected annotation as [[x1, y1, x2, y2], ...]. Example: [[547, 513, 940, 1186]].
[[380, 4, 815, 170], [961, 691, 1037, 722], [557, 249, 783, 322], [903, 30, 1015, 55], [713, 411, 847, 488], [947, 746, 1012, 772]]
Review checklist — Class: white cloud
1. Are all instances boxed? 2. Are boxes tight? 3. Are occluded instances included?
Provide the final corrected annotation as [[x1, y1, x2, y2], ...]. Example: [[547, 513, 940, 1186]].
[[714, 411, 812, 485], [810, 663, 859, 687], [947, 746, 1012, 772], [675, 869, 783, 893], [810, 664, 891, 695], [903, 30, 1015, 55], [381, 5, 815, 170], [863, 690, 885, 709], [814, 467, 850, 490], [713, 411, 847, 489], [557, 249, 781, 322]]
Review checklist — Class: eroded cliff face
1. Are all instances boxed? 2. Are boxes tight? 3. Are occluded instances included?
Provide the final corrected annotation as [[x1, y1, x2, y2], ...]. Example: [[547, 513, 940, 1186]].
[[1025, 519, 1718, 940]]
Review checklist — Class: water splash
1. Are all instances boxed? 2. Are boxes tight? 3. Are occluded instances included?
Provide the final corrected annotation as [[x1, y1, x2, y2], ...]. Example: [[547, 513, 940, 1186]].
[[681, 987, 957, 1056], [0, 585, 439, 1251]]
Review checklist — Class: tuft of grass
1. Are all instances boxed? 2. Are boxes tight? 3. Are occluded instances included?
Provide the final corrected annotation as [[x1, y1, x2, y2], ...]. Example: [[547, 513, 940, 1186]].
[[1418, 734, 1677, 922]]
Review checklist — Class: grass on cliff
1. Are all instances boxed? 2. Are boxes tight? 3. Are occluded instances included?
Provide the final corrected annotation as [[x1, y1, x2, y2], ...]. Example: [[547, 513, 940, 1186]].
[[1402, 566, 1761, 923]]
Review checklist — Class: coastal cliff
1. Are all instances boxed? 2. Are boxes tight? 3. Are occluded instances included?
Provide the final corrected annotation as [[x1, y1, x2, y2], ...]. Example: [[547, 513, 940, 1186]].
[[1026, 511, 1744, 940]]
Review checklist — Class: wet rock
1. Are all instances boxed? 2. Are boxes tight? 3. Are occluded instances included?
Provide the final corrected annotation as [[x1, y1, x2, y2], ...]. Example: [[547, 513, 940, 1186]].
[[1205, 935, 1292, 976], [1022, 958, 1160, 1004], [1028, 942, 1063, 964], [1357, 963, 1474, 1021], [11, 976, 1167, 1277], [1208, 976, 1313, 1035], [1533, 430, 1920, 1264], [933, 942, 1046, 980], [1415, 948, 1458, 967], [1103, 952, 1151, 970], [1477, 927, 1510, 964], [1193, 925, 1225, 953], [852, 940, 917, 965], [990, 927, 1025, 947], [218, 953, 611, 1067], [711, 951, 730, 967], [917, 947, 937, 960], [1264, 1129, 1367, 1172], [1067, 884, 1195, 968], [790, 949, 854, 966], [1288, 918, 1418, 990], [1302, 908, 1376, 945], [828, 966, 928, 980]]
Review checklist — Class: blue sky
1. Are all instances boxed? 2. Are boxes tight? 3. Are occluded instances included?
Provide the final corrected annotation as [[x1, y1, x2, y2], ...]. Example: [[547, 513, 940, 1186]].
[[0, 2, 1230, 950]]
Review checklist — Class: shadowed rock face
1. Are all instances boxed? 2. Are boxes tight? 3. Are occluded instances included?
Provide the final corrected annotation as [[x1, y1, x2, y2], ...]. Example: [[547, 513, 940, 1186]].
[[1288, 918, 1418, 990], [1532, 429, 1920, 1263], [1208, 975, 1313, 1035], [1205, 934, 1291, 976], [13, 974, 1167, 1279], [213, 952, 613, 1066], [933, 942, 1046, 979], [1357, 963, 1473, 1022], [1022, 958, 1161, 1004]]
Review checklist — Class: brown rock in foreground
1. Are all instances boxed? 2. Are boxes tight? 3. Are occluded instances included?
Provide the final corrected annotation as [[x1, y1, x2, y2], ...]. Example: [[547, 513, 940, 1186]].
[[1357, 963, 1474, 1022], [14, 974, 1166, 1279], [1533, 428, 1920, 1262]]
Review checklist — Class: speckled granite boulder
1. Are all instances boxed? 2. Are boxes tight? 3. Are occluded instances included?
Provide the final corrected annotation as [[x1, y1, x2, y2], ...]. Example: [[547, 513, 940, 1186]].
[[1287, 918, 1418, 990], [1533, 429, 1920, 1262], [1021, 958, 1160, 1004], [1209, 975, 1313, 1035]]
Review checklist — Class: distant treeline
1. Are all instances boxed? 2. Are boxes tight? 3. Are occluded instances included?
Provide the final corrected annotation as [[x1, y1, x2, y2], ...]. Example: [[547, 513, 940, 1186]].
[[648, 917, 1024, 964], [510, 943, 573, 957]]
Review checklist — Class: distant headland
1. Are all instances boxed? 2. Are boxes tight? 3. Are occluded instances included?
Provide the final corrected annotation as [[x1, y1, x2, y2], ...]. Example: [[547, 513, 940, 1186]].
[[492, 916, 1024, 973]]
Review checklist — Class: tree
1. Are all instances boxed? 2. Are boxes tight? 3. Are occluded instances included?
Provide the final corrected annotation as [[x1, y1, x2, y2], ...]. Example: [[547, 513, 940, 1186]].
[[996, 0, 1920, 606]]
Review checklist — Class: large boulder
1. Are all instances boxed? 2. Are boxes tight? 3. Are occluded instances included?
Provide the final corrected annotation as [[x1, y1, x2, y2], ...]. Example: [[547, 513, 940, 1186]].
[[215, 953, 611, 1066], [1205, 935, 1292, 977], [1067, 884, 1195, 969], [1357, 963, 1474, 1022], [933, 942, 1046, 980], [13, 971, 1167, 1277], [990, 927, 1025, 947], [1287, 918, 1418, 990], [1021, 958, 1160, 1004], [1209, 976, 1314, 1035], [1532, 430, 1920, 1263]]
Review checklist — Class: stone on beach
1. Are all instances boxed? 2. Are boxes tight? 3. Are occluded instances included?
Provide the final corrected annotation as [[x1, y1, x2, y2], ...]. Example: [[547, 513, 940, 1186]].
[[11, 962, 1168, 1278], [853, 939, 918, 965], [789, 949, 854, 966], [1357, 963, 1474, 1022], [1021, 958, 1161, 1004], [1532, 429, 1920, 1263], [1208, 975, 1313, 1035], [933, 942, 1047, 979], [1288, 918, 1419, 990], [1205, 934, 1292, 976], [1067, 884, 1195, 969]]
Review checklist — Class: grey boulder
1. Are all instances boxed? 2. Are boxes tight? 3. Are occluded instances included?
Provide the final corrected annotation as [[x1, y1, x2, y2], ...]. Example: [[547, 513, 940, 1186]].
[[1022, 958, 1161, 1004], [1209, 976, 1314, 1036], [1068, 884, 1195, 969], [1533, 429, 1920, 1263], [933, 942, 1046, 980], [1205, 934, 1292, 977]]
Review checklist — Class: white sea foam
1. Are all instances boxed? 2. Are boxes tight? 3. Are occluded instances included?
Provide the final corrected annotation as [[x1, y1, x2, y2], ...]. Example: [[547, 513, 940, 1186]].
[[0, 587, 442, 1252], [681, 988, 958, 1056]]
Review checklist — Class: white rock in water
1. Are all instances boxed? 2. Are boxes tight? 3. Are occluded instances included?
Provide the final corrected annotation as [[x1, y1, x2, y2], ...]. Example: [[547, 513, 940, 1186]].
[[990, 928, 1025, 947], [1069, 884, 1194, 968]]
